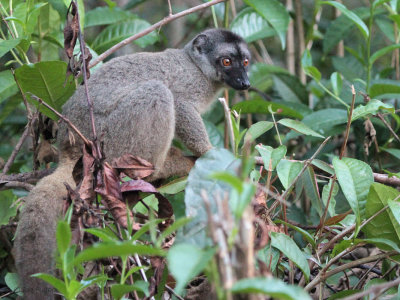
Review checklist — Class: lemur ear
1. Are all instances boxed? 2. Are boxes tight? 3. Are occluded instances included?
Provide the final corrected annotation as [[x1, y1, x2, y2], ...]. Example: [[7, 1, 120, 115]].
[[192, 34, 210, 54]]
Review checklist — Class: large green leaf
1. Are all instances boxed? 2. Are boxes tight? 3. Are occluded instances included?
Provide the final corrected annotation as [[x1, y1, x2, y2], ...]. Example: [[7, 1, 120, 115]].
[[244, 121, 274, 141], [277, 159, 303, 190], [111, 282, 149, 299], [176, 148, 240, 247], [230, 7, 276, 43], [370, 44, 400, 64], [204, 120, 224, 148], [243, 0, 290, 49], [232, 100, 303, 119], [321, 1, 369, 40], [92, 19, 158, 53], [270, 232, 310, 280], [0, 191, 17, 226], [332, 157, 374, 225], [0, 38, 21, 58], [14, 61, 76, 120], [0, 70, 18, 103], [286, 109, 347, 140], [302, 166, 322, 216], [370, 79, 400, 98], [278, 118, 325, 138], [167, 244, 215, 295], [74, 242, 165, 264], [323, 7, 369, 54], [351, 99, 394, 121], [256, 144, 287, 171], [231, 277, 311, 300], [56, 221, 71, 256], [85, 7, 136, 27], [362, 183, 400, 249]]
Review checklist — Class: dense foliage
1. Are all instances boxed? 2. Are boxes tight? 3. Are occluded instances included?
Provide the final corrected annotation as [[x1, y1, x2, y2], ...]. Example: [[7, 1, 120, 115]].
[[1, 0, 400, 299]]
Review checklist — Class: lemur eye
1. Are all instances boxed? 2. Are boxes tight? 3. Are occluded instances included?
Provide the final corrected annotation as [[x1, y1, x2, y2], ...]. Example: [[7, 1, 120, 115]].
[[243, 58, 249, 67], [222, 58, 232, 66]]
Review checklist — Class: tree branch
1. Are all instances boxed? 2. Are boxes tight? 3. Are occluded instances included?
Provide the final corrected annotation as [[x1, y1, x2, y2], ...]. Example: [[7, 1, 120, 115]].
[[89, 0, 225, 68]]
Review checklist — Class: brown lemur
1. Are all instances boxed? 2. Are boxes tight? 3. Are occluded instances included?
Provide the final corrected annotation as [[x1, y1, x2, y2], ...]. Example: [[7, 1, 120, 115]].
[[14, 28, 250, 299]]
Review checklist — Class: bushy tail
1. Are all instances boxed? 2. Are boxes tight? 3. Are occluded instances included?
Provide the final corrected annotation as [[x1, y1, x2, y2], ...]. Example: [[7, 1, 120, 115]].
[[14, 159, 76, 300]]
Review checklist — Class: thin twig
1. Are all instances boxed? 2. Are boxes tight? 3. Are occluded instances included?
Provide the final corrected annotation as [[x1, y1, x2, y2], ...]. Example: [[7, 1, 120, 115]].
[[89, 0, 225, 68], [342, 270, 400, 300], [74, 0, 102, 159], [0, 168, 55, 184], [28, 94, 90, 146], [1, 125, 30, 175], [219, 97, 235, 153], [377, 113, 400, 142], [0, 180, 34, 191], [305, 251, 398, 291], [269, 136, 331, 213], [340, 85, 356, 159], [165, 285, 184, 300], [12, 69, 32, 117]]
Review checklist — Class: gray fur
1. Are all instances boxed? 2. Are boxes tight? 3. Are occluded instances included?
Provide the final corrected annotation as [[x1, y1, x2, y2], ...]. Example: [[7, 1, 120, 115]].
[[14, 29, 250, 299]]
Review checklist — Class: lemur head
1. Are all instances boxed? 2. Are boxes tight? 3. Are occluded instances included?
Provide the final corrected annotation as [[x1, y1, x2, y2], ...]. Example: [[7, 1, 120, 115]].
[[185, 29, 251, 90]]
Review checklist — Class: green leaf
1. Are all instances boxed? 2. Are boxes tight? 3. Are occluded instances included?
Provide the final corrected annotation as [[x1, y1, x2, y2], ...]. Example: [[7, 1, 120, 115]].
[[330, 72, 342, 96], [212, 172, 243, 193], [84, 227, 119, 243], [270, 232, 310, 280], [322, 179, 339, 217], [301, 50, 321, 82], [323, 7, 370, 54], [277, 159, 303, 190], [352, 99, 394, 121], [204, 120, 224, 148], [14, 61, 76, 120], [56, 221, 71, 256], [111, 282, 149, 299], [231, 277, 311, 300], [370, 44, 400, 64], [167, 244, 215, 295], [302, 166, 323, 216], [278, 118, 325, 138], [5, 273, 22, 296], [92, 19, 158, 53], [362, 183, 400, 248], [255, 144, 287, 171], [0, 70, 18, 103], [32, 273, 67, 296], [388, 199, 400, 226], [158, 177, 187, 194], [373, 0, 391, 8], [321, 1, 369, 40], [370, 79, 400, 98], [0, 191, 17, 226], [230, 7, 276, 43], [0, 38, 21, 58], [232, 100, 303, 119], [177, 149, 240, 247], [244, 121, 274, 142], [85, 6, 136, 27], [74, 242, 165, 265], [383, 148, 400, 160], [243, 0, 290, 49], [275, 220, 316, 248], [333, 157, 374, 226]]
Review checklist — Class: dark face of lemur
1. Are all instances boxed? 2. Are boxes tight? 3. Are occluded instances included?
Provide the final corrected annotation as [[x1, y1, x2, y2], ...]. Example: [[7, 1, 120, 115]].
[[190, 29, 251, 90]]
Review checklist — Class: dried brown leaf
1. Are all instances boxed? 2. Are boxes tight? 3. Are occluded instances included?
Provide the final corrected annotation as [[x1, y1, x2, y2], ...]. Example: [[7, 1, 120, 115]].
[[63, 1, 79, 59], [112, 154, 154, 179], [364, 118, 376, 156]]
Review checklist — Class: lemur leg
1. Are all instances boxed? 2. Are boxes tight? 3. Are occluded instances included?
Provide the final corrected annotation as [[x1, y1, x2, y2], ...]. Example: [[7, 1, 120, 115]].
[[174, 101, 212, 157]]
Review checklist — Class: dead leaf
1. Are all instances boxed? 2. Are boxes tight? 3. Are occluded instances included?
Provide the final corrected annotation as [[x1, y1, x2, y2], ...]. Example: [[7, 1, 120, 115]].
[[112, 154, 154, 179], [324, 210, 351, 226], [63, 1, 79, 59], [364, 118, 376, 156], [95, 163, 140, 231]]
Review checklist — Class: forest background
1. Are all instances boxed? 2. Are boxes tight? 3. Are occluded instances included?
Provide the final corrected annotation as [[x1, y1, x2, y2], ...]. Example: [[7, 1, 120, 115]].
[[1, 0, 400, 299]]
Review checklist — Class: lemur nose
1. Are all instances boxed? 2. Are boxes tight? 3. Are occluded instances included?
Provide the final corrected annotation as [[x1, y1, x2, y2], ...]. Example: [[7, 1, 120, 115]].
[[238, 78, 250, 89]]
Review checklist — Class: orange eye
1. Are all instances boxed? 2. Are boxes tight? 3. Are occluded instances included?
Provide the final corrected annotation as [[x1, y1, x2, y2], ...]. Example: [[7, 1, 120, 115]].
[[243, 58, 249, 67], [222, 58, 231, 66]]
